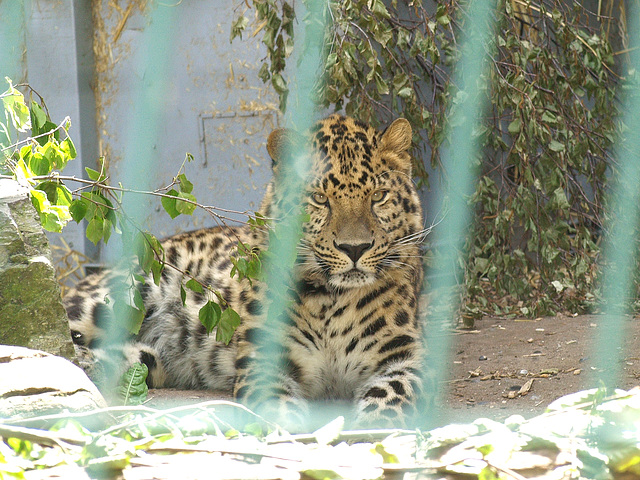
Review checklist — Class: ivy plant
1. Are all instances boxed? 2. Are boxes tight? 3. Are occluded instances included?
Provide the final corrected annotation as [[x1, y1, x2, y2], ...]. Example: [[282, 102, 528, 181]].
[[232, 0, 622, 321]]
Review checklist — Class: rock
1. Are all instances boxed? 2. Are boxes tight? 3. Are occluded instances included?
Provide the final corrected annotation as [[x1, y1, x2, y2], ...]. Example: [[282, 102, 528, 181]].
[[0, 345, 106, 420], [0, 179, 75, 359]]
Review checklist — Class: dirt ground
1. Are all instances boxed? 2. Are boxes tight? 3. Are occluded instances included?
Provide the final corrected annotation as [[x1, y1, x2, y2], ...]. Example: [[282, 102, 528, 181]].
[[145, 314, 640, 424], [446, 314, 640, 421]]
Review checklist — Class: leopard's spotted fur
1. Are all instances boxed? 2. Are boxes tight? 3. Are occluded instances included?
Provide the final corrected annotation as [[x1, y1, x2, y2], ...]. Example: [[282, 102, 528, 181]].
[[65, 115, 428, 427]]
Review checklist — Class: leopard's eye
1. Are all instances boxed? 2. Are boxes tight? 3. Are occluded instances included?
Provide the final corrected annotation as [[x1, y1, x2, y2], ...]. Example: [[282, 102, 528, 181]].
[[313, 193, 328, 205], [371, 190, 387, 203]]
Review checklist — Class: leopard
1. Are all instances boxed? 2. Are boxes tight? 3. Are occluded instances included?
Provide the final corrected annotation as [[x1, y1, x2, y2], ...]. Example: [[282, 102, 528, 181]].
[[64, 114, 428, 428]]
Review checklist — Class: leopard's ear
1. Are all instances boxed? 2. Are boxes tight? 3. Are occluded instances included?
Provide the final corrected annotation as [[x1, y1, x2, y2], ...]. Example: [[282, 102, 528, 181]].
[[380, 118, 413, 174], [380, 118, 412, 153], [267, 128, 287, 164], [267, 128, 303, 167]]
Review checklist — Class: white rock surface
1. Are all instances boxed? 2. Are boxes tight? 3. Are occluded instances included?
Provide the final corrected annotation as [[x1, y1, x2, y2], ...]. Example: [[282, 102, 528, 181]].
[[0, 345, 106, 420]]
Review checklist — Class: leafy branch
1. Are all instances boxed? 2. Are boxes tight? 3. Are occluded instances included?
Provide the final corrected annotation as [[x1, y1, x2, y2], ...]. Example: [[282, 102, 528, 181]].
[[0, 79, 263, 352], [232, 0, 624, 321], [4, 171, 270, 228]]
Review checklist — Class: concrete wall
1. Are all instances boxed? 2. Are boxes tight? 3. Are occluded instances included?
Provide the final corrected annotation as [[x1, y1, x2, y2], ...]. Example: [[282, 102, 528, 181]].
[[17, 0, 278, 265]]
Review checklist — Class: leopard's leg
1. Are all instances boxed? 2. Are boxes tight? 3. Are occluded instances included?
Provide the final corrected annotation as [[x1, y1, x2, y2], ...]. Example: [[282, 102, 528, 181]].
[[354, 356, 424, 428], [232, 326, 309, 430], [74, 342, 167, 392]]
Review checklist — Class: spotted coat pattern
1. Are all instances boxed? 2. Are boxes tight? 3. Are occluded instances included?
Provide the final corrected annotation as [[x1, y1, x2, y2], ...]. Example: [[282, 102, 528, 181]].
[[65, 115, 427, 427]]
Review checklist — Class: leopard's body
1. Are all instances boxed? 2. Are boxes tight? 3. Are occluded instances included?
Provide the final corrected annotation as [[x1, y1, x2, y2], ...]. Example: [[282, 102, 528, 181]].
[[65, 115, 428, 427]]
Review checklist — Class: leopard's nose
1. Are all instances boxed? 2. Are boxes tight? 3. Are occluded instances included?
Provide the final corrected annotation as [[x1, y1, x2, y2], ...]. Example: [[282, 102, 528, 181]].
[[334, 240, 373, 263]]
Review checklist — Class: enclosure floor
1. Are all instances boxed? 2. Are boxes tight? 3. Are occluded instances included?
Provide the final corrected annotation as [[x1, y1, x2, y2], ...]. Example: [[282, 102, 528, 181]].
[[143, 314, 640, 424]]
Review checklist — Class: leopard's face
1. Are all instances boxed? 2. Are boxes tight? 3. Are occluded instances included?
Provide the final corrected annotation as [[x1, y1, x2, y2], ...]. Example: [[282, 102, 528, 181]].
[[267, 115, 424, 289]]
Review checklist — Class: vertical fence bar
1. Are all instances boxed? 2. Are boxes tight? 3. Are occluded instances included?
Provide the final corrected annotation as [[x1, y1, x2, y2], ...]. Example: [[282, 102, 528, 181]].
[[257, 0, 327, 429], [0, 0, 25, 84], [113, 3, 176, 238], [0, 0, 25, 149], [421, 0, 496, 426], [101, 1, 177, 388], [594, 5, 640, 391]]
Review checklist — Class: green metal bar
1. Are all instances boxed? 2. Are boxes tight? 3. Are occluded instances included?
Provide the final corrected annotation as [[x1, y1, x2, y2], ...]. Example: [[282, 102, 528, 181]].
[[115, 4, 176, 233], [594, 5, 640, 391], [421, 0, 496, 427], [0, 0, 25, 83], [258, 0, 327, 428], [0, 0, 26, 148], [102, 2, 177, 384]]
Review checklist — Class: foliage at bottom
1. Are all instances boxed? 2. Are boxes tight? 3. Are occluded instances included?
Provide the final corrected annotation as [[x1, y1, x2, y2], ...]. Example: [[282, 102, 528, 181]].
[[2, 387, 640, 479]]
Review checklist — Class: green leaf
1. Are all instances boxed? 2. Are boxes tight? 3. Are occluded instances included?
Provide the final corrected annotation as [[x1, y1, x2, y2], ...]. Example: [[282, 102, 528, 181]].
[[85, 167, 102, 182], [549, 140, 565, 152], [161, 189, 180, 218], [258, 62, 271, 83], [231, 257, 248, 278], [541, 111, 557, 123], [374, 75, 389, 95], [186, 278, 203, 293], [477, 444, 494, 457], [60, 137, 77, 160], [29, 101, 47, 135], [180, 284, 187, 306], [552, 187, 570, 210], [302, 469, 341, 480], [80, 191, 114, 221], [373, 443, 399, 463], [42, 141, 66, 170], [370, 0, 390, 18], [113, 300, 145, 335], [249, 212, 267, 228], [230, 14, 249, 41], [70, 199, 88, 222], [199, 301, 222, 334], [398, 87, 413, 99], [136, 233, 155, 274], [151, 260, 164, 286], [245, 256, 262, 279], [216, 308, 241, 344], [30, 189, 71, 232], [178, 173, 194, 194], [37, 181, 72, 209], [508, 117, 521, 134], [478, 466, 500, 480], [2, 80, 31, 132], [56, 183, 72, 206], [40, 120, 60, 143], [118, 363, 149, 406], [243, 423, 264, 437], [133, 287, 145, 313], [176, 191, 197, 215], [436, 4, 451, 26], [29, 152, 50, 176], [44, 208, 71, 232], [272, 73, 288, 94], [86, 217, 104, 244]]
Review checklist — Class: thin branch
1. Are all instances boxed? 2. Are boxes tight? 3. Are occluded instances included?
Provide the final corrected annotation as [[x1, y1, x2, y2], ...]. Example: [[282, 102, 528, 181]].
[[0, 423, 87, 448], [0, 116, 71, 153], [0, 173, 272, 225]]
